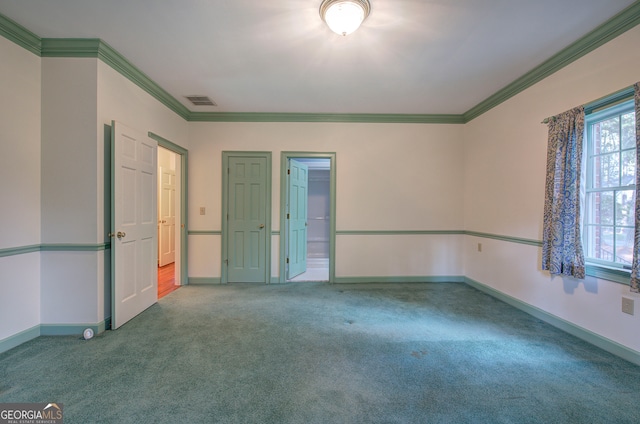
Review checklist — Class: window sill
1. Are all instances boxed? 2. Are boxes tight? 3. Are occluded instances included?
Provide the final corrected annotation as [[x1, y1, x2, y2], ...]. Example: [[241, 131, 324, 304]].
[[585, 263, 631, 285]]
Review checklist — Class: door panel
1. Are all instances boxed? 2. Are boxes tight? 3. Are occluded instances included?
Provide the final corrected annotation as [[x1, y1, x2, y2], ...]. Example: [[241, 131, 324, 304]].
[[287, 160, 308, 279], [112, 121, 158, 329], [227, 156, 268, 282], [158, 166, 176, 266]]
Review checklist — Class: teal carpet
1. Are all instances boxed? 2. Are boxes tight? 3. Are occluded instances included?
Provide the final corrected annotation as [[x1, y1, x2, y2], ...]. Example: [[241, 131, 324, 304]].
[[1, 282, 640, 423]]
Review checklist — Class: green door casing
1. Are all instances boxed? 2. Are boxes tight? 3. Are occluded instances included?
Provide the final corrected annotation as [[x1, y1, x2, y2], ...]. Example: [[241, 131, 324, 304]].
[[287, 159, 308, 279], [226, 154, 270, 283]]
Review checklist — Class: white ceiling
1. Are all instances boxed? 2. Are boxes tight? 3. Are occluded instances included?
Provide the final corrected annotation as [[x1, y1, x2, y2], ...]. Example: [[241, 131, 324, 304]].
[[0, 0, 635, 115]]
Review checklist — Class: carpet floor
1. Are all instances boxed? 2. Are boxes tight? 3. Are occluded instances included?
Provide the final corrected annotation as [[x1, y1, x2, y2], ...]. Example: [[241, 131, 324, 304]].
[[1, 282, 640, 423]]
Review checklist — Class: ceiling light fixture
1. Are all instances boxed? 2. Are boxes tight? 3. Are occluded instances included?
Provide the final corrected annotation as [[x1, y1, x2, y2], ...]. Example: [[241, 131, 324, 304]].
[[319, 0, 371, 36]]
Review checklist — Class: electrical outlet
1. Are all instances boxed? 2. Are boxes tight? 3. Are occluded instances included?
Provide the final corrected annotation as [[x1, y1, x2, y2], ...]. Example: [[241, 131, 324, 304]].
[[200, 207, 205, 215], [622, 297, 635, 315], [477, 243, 482, 252]]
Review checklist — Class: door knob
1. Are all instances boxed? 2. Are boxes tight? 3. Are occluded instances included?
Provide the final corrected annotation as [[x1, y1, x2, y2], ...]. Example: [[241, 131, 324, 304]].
[[117, 231, 126, 239], [258, 224, 265, 229]]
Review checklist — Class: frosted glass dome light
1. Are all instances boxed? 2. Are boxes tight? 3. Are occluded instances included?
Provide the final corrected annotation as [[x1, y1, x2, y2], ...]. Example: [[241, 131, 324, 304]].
[[320, 0, 371, 36]]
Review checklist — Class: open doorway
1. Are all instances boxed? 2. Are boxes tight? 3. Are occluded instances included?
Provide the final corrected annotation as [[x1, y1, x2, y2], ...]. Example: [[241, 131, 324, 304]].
[[280, 153, 336, 283], [157, 145, 180, 298]]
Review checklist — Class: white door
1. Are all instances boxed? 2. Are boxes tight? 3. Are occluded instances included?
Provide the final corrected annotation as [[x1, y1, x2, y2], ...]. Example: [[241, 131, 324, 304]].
[[158, 166, 176, 267], [111, 121, 158, 329]]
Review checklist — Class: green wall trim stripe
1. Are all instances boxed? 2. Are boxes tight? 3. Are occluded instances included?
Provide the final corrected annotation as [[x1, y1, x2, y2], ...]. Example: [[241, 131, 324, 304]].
[[188, 112, 465, 124], [334, 276, 465, 284], [463, 1, 640, 122], [465, 231, 543, 247], [188, 230, 222, 236], [41, 243, 111, 252], [0, 243, 110, 257], [464, 277, 640, 367], [0, 244, 40, 257], [337, 230, 465, 236], [0, 13, 40, 55], [0, 325, 40, 354]]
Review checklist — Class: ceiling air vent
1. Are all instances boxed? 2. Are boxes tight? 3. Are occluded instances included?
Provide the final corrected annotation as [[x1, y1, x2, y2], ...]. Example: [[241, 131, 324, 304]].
[[185, 95, 217, 106]]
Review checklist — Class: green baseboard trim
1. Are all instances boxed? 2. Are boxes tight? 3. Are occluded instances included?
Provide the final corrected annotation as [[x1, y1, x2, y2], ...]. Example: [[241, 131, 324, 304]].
[[40, 320, 109, 336], [100, 318, 111, 333], [0, 325, 40, 354], [334, 276, 465, 284], [188, 277, 222, 285], [464, 277, 640, 366]]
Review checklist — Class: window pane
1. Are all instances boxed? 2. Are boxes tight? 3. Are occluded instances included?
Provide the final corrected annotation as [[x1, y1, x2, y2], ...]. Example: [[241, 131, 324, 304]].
[[621, 111, 636, 149], [621, 150, 636, 186], [616, 190, 635, 226], [615, 227, 634, 266], [586, 191, 613, 225], [594, 117, 620, 153], [585, 225, 614, 261], [593, 153, 619, 188]]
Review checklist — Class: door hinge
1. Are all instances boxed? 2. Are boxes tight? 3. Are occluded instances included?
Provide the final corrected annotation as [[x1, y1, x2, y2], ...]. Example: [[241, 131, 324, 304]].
[[287, 213, 290, 219], [287, 169, 290, 175], [286, 258, 289, 264], [224, 259, 229, 265]]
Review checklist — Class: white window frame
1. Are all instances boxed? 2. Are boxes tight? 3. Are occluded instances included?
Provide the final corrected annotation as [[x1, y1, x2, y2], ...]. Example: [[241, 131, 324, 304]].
[[583, 96, 636, 283]]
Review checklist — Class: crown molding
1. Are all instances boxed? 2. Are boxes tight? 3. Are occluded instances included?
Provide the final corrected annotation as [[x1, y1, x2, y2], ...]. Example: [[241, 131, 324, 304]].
[[463, 1, 640, 122], [0, 13, 40, 55], [40, 38, 191, 120], [2, 2, 640, 124], [187, 112, 464, 124]]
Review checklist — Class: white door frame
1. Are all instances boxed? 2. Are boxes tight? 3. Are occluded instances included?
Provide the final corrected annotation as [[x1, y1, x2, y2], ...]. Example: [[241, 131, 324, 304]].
[[279, 152, 336, 284]]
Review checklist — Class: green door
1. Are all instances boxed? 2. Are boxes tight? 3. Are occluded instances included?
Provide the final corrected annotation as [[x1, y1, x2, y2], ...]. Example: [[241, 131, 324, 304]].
[[287, 159, 308, 279], [227, 156, 269, 282]]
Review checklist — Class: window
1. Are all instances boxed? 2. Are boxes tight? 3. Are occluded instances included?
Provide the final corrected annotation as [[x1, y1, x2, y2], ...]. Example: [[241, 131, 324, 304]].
[[583, 99, 636, 270]]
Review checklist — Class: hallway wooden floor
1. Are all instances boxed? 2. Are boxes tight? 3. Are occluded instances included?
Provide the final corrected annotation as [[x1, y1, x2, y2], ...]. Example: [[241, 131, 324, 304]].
[[158, 262, 178, 299]]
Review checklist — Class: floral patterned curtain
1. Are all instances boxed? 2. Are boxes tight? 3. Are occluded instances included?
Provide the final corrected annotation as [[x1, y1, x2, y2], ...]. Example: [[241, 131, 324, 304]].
[[630, 84, 640, 293], [542, 106, 585, 279]]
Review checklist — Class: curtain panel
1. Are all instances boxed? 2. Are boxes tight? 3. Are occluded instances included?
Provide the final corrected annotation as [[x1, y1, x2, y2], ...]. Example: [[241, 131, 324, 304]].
[[542, 106, 585, 279], [631, 84, 640, 293]]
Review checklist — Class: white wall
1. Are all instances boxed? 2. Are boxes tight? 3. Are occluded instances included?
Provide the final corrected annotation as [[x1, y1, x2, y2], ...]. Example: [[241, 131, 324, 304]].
[[96, 61, 189, 322], [188, 122, 465, 280], [463, 25, 640, 354], [40, 58, 101, 325], [0, 35, 41, 341], [37, 57, 189, 327]]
